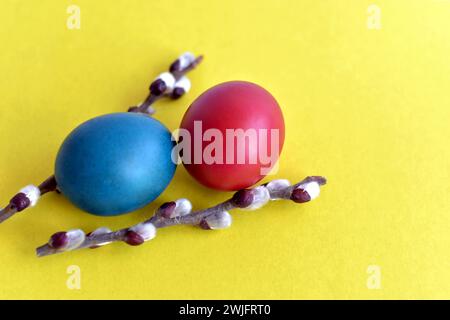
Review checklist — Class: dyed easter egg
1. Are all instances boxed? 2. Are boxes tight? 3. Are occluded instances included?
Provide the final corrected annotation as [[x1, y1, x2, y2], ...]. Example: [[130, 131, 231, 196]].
[[179, 81, 285, 191], [55, 113, 176, 216]]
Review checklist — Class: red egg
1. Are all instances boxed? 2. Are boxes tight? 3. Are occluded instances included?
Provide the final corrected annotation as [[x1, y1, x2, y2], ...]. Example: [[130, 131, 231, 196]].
[[179, 81, 285, 190]]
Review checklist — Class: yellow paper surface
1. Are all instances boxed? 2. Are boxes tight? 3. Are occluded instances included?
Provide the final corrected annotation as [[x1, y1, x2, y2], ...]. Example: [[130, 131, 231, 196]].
[[0, 0, 449, 299]]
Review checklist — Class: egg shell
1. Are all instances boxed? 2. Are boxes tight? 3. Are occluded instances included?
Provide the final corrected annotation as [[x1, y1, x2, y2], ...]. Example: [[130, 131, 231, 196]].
[[55, 113, 176, 216], [180, 81, 285, 190]]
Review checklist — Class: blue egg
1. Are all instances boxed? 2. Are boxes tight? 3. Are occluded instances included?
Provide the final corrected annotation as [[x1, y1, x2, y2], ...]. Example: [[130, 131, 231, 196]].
[[55, 113, 176, 216]]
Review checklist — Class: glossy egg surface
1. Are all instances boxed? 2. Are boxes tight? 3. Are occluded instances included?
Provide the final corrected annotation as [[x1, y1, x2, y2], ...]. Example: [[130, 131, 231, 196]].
[[55, 112, 176, 216], [180, 81, 285, 190]]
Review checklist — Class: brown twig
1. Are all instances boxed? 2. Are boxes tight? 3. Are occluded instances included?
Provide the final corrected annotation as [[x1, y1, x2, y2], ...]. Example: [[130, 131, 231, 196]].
[[36, 176, 326, 257]]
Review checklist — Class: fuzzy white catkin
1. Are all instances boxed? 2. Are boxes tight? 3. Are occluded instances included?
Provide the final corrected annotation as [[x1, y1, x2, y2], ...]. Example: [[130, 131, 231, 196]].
[[301, 181, 320, 200], [174, 76, 191, 93], [178, 52, 196, 69], [19, 185, 41, 207], [172, 198, 192, 218], [130, 222, 156, 241], [65, 229, 86, 250], [265, 179, 291, 194], [205, 211, 232, 230], [89, 227, 112, 246], [245, 186, 271, 210], [157, 72, 176, 91]]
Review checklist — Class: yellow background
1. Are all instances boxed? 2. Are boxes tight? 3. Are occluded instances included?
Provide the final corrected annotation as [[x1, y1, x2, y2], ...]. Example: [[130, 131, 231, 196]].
[[0, 0, 449, 299]]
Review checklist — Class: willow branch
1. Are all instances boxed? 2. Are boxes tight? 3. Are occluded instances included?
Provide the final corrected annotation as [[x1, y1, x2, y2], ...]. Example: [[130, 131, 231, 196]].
[[36, 176, 326, 257], [128, 53, 203, 115], [0, 176, 57, 224]]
